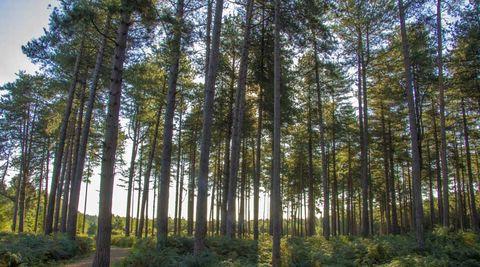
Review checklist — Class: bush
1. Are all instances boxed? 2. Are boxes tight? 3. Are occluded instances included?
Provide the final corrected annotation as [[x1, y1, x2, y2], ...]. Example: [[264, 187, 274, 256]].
[[0, 232, 93, 266], [121, 230, 480, 267], [111, 235, 136, 247]]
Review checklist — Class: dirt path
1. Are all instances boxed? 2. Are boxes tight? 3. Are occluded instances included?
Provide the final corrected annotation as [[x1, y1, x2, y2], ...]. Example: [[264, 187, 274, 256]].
[[66, 247, 131, 267]]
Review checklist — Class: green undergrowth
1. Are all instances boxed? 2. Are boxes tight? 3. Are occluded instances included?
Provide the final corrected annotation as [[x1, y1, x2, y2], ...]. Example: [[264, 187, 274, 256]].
[[111, 235, 137, 248], [121, 228, 480, 266], [0, 232, 93, 266]]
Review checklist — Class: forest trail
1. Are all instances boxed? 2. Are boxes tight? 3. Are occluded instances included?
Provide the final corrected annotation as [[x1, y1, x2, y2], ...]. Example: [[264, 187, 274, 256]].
[[65, 247, 131, 267]]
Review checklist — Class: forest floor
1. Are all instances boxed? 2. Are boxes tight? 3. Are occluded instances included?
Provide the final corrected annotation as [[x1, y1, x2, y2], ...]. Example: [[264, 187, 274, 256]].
[[65, 247, 130, 267]]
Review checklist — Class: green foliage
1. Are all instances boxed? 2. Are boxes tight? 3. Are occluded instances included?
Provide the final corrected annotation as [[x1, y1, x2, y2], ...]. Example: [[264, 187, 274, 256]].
[[121, 229, 480, 267], [0, 232, 93, 266], [111, 235, 137, 248], [121, 236, 267, 267]]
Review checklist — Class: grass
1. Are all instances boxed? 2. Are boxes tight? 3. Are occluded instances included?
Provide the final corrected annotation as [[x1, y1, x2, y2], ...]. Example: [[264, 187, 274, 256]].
[[0, 232, 93, 266], [120, 227, 480, 266]]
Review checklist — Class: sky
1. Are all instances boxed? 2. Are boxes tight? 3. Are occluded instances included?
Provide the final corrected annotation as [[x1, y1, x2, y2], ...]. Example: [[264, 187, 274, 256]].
[[0, 0, 274, 221], [0, 0, 56, 85]]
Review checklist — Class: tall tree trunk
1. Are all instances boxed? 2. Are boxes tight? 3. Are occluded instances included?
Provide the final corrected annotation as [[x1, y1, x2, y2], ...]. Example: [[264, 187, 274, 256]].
[[357, 27, 369, 237], [427, 140, 435, 226], [140, 104, 162, 238], [43, 140, 50, 231], [18, 108, 36, 233], [436, 0, 449, 227], [125, 111, 140, 236], [45, 38, 85, 234], [67, 15, 111, 239], [272, 0, 282, 265], [254, 85, 263, 240], [93, 6, 131, 266], [62, 81, 86, 233], [307, 84, 315, 236], [381, 107, 391, 233], [226, 0, 254, 238], [156, 0, 184, 248], [194, 0, 225, 254], [332, 102, 338, 236], [135, 146, 144, 237], [55, 120, 75, 232], [389, 122, 399, 234], [174, 102, 184, 235], [238, 141, 247, 237], [12, 114, 28, 232], [432, 103, 444, 224], [347, 140, 353, 235], [35, 154, 46, 232], [187, 137, 196, 236], [313, 31, 329, 239], [82, 180, 89, 234], [178, 154, 185, 235], [461, 99, 479, 231], [398, 0, 425, 248]]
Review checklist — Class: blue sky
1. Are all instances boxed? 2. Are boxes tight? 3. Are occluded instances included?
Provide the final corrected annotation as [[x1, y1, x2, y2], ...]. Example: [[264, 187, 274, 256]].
[[0, 0, 56, 85]]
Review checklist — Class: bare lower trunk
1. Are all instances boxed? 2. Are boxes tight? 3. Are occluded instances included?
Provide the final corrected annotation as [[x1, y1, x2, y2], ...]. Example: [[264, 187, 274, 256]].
[[45, 38, 85, 234], [307, 88, 315, 236], [62, 82, 86, 233], [226, 0, 254, 238], [125, 113, 140, 236], [187, 138, 196, 236], [92, 7, 131, 267], [436, 0, 449, 227], [398, 0, 425, 248], [254, 85, 263, 240], [194, 0, 225, 254], [272, 0, 282, 265], [157, 0, 184, 248], [461, 99, 479, 231], [67, 15, 110, 239], [18, 108, 36, 233], [140, 104, 162, 238]]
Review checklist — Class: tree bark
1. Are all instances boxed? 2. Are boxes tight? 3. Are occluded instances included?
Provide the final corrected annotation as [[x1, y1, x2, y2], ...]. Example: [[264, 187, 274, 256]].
[[35, 153, 46, 232], [67, 15, 111, 239], [62, 81, 86, 233], [272, 0, 282, 265], [307, 81, 315, 236], [125, 110, 140, 236], [157, 0, 185, 248], [398, 0, 425, 248], [436, 0, 449, 227], [174, 102, 184, 235], [18, 107, 36, 233], [139, 103, 162, 238], [313, 32, 329, 239], [92, 6, 131, 266], [254, 85, 263, 240], [187, 136, 196, 236], [461, 99, 479, 231], [194, 0, 225, 254], [381, 107, 391, 233], [226, 0, 254, 238], [45, 38, 85, 234]]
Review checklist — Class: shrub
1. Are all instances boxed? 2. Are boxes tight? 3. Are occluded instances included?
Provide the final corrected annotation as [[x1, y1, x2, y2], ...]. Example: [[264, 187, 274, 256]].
[[121, 230, 480, 267], [111, 235, 136, 248], [0, 232, 93, 266]]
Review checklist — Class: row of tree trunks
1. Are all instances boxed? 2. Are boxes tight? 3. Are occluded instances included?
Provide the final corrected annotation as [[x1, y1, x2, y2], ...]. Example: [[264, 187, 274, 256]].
[[45, 37, 85, 235], [67, 14, 111, 239], [225, 0, 254, 239], [194, 0, 225, 254]]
